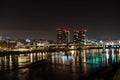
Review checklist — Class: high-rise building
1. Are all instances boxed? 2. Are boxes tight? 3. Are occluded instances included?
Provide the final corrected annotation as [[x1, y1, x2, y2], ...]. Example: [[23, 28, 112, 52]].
[[63, 29, 70, 44], [73, 30, 79, 44], [73, 29, 87, 44], [56, 29, 70, 44], [57, 29, 63, 44], [79, 30, 86, 44]]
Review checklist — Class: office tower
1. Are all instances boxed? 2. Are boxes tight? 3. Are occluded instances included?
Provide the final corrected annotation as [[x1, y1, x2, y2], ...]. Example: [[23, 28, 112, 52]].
[[56, 29, 70, 44], [73, 29, 86, 44]]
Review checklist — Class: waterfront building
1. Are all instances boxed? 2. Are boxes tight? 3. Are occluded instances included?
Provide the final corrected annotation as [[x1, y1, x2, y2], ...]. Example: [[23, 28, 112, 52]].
[[0, 40, 17, 50], [73, 29, 86, 45], [73, 30, 79, 44], [57, 29, 70, 44]]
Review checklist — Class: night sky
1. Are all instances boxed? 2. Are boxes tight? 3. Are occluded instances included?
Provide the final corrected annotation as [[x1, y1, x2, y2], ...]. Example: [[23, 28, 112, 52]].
[[0, 0, 120, 41]]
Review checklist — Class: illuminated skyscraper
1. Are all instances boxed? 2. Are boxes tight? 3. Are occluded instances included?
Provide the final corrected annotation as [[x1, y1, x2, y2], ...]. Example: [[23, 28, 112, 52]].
[[56, 29, 70, 44], [63, 29, 70, 44], [79, 30, 86, 45], [73, 30, 79, 44], [57, 29, 63, 44], [73, 29, 87, 45]]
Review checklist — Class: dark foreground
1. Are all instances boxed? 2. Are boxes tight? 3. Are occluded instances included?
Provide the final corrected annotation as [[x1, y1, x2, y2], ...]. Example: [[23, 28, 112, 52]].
[[0, 60, 120, 80], [0, 60, 85, 80], [86, 63, 120, 80]]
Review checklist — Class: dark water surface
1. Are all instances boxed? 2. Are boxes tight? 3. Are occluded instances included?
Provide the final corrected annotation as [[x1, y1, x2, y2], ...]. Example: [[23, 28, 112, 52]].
[[0, 49, 120, 80]]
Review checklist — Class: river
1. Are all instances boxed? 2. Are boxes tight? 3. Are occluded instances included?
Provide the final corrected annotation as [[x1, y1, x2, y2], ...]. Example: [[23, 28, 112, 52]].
[[0, 49, 120, 80]]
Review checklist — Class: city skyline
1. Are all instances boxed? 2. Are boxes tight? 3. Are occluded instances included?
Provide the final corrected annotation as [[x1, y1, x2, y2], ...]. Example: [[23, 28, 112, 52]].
[[0, 1, 120, 41]]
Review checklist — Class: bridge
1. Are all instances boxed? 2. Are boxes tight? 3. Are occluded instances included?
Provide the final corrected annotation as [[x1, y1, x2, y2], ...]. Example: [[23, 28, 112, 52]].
[[37, 39, 120, 50], [39, 39, 103, 51]]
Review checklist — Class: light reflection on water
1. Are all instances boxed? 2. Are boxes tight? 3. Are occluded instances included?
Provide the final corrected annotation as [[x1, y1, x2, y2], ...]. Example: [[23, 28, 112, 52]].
[[48, 49, 120, 77], [0, 52, 47, 71], [0, 49, 120, 80]]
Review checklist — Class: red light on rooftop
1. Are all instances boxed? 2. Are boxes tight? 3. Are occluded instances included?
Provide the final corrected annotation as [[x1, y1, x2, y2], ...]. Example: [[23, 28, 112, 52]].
[[63, 29, 69, 32], [83, 29, 87, 32]]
